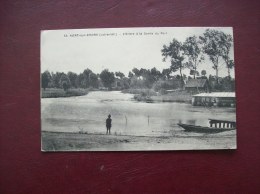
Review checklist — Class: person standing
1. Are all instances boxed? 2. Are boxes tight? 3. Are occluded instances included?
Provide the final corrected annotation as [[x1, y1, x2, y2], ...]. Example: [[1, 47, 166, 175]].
[[106, 114, 112, 134]]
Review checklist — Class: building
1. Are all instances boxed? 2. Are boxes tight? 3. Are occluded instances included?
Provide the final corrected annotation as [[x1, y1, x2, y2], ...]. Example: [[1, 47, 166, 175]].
[[185, 79, 209, 93], [192, 92, 236, 107]]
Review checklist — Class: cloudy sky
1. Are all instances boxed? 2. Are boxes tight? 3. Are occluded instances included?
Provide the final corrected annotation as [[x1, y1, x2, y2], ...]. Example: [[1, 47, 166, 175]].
[[41, 27, 234, 78]]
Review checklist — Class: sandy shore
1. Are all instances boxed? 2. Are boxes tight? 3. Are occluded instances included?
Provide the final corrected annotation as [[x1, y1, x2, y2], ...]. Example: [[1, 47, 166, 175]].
[[41, 131, 236, 151]]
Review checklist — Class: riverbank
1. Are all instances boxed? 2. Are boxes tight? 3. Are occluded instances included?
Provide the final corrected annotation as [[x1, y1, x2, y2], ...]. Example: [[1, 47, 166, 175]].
[[150, 91, 192, 103], [41, 88, 192, 103], [122, 89, 192, 103], [41, 88, 90, 98], [41, 131, 236, 151]]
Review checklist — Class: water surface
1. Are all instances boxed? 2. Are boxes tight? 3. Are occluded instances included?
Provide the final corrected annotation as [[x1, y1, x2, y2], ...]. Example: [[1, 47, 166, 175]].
[[41, 91, 236, 137]]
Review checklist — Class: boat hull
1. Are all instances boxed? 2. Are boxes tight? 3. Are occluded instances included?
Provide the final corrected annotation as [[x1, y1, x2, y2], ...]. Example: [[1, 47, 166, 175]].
[[178, 123, 235, 133]]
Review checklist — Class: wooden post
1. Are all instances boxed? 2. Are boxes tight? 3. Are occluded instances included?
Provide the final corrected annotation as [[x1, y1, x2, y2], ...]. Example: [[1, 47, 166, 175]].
[[125, 115, 127, 126]]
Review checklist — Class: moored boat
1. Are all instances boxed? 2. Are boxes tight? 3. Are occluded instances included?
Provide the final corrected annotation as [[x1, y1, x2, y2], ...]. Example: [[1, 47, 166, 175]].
[[178, 119, 236, 133]]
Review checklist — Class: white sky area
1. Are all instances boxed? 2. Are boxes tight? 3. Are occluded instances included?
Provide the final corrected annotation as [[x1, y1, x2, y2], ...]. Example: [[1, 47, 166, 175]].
[[41, 27, 234, 78]]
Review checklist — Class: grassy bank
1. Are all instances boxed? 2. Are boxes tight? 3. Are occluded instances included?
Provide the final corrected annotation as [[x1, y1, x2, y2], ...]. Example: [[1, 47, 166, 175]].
[[41, 131, 236, 151], [122, 88, 157, 95], [122, 88, 192, 103], [151, 91, 192, 103], [41, 88, 89, 98]]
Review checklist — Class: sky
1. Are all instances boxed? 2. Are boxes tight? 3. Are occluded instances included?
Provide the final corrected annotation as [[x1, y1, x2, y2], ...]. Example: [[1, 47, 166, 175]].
[[41, 27, 235, 78]]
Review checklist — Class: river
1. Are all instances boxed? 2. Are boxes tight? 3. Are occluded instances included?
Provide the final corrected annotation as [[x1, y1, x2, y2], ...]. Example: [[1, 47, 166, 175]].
[[41, 91, 236, 137]]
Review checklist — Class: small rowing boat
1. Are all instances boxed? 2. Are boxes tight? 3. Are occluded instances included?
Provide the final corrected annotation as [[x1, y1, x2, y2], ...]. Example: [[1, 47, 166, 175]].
[[178, 119, 236, 133]]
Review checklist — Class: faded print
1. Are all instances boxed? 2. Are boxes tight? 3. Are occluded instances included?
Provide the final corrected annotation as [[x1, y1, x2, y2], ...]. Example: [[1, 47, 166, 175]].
[[41, 27, 236, 151]]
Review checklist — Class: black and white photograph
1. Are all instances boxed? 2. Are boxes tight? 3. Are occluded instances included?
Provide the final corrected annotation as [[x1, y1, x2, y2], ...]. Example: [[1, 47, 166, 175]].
[[41, 27, 236, 151]]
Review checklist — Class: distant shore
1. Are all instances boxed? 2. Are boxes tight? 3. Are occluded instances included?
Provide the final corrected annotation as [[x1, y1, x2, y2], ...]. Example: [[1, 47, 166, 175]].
[[41, 88, 90, 98], [41, 88, 192, 104], [41, 131, 236, 151], [122, 89, 192, 103]]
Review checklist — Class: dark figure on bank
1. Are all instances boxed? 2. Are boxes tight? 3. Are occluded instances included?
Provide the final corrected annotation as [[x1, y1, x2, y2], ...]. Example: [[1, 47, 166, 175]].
[[106, 114, 112, 134]]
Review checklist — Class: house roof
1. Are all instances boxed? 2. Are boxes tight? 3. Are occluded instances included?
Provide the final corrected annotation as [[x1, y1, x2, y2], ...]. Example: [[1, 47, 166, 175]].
[[185, 79, 207, 88], [193, 92, 236, 98]]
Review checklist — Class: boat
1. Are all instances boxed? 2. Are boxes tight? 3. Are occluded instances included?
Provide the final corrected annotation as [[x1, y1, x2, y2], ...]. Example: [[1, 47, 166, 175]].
[[178, 119, 236, 133]]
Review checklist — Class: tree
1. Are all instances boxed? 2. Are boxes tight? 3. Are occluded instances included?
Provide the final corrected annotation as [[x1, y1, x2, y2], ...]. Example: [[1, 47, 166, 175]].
[[132, 68, 141, 78], [161, 39, 186, 84], [100, 69, 115, 89], [162, 68, 171, 80], [122, 77, 130, 89], [183, 36, 204, 78], [130, 76, 144, 88], [51, 72, 63, 88], [201, 70, 207, 78], [220, 33, 234, 78], [190, 69, 199, 77], [59, 74, 71, 91], [151, 67, 162, 81], [199, 29, 226, 83], [218, 76, 235, 92], [41, 71, 51, 90], [141, 69, 155, 88], [82, 68, 93, 87], [89, 73, 99, 88], [75, 73, 85, 88], [128, 71, 134, 78], [226, 60, 234, 78], [115, 72, 125, 79], [67, 71, 78, 88]]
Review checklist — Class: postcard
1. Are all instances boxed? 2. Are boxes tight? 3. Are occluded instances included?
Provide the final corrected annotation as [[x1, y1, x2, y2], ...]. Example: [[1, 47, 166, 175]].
[[41, 27, 236, 151]]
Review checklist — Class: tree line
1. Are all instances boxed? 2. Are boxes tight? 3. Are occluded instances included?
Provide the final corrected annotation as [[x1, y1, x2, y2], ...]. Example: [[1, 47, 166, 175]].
[[42, 69, 114, 91], [42, 28, 234, 92], [42, 65, 234, 93], [42, 67, 179, 91]]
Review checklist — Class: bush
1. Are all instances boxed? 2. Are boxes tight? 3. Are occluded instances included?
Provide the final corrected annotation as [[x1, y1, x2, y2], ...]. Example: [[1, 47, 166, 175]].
[[42, 88, 89, 98], [123, 88, 157, 96], [159, 88, 167, 95]]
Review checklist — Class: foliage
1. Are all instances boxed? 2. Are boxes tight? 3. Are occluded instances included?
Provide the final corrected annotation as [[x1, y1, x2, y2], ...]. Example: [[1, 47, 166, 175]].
[[199, 29, 226, 81], [151, 90, 192, 103], [183, 36, 204, 78], [51, 72, 64, 88], [122, 77, 130, 89], [162, 68, 171, 80], [41, 88, 89, 98], [220, 33, 234, 77], [41, 71, 51, 90], [128, 71, 134, 78], [161, 38, 186, 85], [190, 69, 200, 77], [67, 72, 78, 88], [115, 71, 125, 79], [132, 68, 141, 78], [100, 69, 115, 89], [201, 70, 207, 76], [123, 88, 157, 96], [59, 74, 71, 91], [89, 73, 99, 88], [150, 67, 162, 81], [130, 76, 145, 88]]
